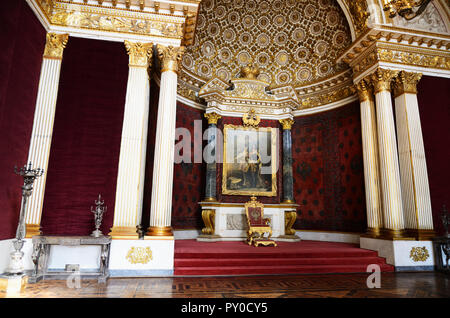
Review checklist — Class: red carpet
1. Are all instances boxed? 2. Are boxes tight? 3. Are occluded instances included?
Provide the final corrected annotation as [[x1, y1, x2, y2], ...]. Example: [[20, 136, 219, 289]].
[[174, 240, 394, 276]]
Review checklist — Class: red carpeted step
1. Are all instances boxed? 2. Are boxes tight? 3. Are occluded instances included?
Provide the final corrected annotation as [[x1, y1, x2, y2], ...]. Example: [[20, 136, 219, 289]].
[[174, 256, 388, 267], [173, 240, 394, 276], [174, 264, 395, 276]]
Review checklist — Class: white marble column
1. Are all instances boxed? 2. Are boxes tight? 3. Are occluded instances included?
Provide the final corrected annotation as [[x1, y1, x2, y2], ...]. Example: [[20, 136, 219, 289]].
[[393, 71, 434, 239], [356, 79, 383, 237], [109, 41, 153, 239], [24, 33, 69, 238], [369, 68, 406, 239], [147, 45, 185, 237]]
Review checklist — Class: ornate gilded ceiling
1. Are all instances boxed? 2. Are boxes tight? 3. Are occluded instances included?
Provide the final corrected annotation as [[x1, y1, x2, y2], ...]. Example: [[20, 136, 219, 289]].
[[178, 0, 353, 105]]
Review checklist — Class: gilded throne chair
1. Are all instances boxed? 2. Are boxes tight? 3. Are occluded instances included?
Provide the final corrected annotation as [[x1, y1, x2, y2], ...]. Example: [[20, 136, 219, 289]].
[[245, 196, 277, 247]]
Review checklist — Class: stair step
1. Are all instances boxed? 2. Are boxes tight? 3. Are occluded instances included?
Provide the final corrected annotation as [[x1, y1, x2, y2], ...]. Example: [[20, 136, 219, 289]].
[[174, 264, 395, 276], [174, 250, 378, 259], [174, 256, 387, 267]]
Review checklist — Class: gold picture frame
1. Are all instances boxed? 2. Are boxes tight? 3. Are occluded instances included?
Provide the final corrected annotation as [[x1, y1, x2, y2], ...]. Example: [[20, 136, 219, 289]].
[[222, 124, 277, 196]]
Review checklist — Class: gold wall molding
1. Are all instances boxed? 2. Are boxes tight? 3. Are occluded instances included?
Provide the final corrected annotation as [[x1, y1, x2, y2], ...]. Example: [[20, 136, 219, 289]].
[[43, 32, 69, 59], [393, 70, 422, 97], [124, 40, 153, 68], [409, 246, 430, 262], [157, 44, 185, 74], [204, 112, 221, 125], [279, 118, 294, 130], [126, 246, 153, 264]]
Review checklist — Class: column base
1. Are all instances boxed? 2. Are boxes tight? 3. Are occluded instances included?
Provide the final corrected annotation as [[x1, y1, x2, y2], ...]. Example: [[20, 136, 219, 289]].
[[377, 229, 415, 240], [360, 227, 383, 238], [281, 199, 295, 204], [0, 274, 27, 295], [146, 226, 173, 237], [25, 224, 42, 238], [406, 229, 436, 241], [109, 226, 139, 240], [203, 197, 218, 202]]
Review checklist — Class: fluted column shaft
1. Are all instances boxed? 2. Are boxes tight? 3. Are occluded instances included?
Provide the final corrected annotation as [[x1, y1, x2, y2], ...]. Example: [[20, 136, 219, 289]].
[[203, 112, 221, 201], [370, 68, 405, 237], [279, 118, 295, 203], [147, 45, 185, 237], [24, 33, 69, 237], [110, 41, 152, 239], [393, 71, 434, 238], [356, 80, 383, 236]]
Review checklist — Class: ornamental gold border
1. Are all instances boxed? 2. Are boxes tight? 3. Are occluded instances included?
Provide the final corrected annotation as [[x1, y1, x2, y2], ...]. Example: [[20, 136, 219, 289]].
[[222, 124, 277, 197], [36, 0, 185, 39]]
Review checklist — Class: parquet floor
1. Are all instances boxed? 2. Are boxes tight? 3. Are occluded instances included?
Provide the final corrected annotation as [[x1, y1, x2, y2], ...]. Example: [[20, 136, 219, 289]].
[[1, 272, 449, 298]]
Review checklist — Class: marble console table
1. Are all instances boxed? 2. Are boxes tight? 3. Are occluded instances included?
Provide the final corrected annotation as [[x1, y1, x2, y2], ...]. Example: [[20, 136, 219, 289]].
[[29, 235, 111, 283], [198, 201, 300, 242]]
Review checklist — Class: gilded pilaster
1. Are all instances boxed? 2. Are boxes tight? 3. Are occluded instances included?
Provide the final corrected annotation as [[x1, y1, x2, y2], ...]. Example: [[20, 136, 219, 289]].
[[356, 79, 383, 237], [393, 71, 434, 240], [367, 68, 407, 239], [24, 32, 69, 237], [110, 41, 153, 239], [147, 45, 185, 237]]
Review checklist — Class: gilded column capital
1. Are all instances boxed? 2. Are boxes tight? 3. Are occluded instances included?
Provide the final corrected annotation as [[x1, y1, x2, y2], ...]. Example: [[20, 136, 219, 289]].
[[124, 40, 153, 68], [279, 118, 295, 130], [368, 68, 399, 94], [157, 44, 185, 74], [204, 112, 221, 125], [355, 79, 374, 102], [43, 33, 69, 60], [393, 71, 422, 98]]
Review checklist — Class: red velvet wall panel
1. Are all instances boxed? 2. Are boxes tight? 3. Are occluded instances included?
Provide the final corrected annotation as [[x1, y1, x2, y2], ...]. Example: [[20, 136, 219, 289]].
[[417, 76, 450, 235], [171, 103, 206, 229], [40, 37, 128, 235], [0, 1, 45, 240], [292, 101, 367, 232]]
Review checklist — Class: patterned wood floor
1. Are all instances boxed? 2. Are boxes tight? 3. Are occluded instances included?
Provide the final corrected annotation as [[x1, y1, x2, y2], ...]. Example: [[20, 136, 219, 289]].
[[1, 272, 449, 298]]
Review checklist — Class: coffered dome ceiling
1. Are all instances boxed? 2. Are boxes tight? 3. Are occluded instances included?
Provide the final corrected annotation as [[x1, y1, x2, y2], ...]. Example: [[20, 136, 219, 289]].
[[177, 0, 353, 106]]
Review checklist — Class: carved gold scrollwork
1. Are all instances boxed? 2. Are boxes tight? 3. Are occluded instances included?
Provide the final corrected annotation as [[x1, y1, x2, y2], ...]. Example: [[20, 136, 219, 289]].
[[43, 33, 69, 60], [124, 41, 153, 68], [242, 109, 260, 128], [204, 112, 221, 125], [409, 246, 430, 262], [284, 211, 297, 236], [126, 247, 153, 264], [201, 209, 216, 235], [157, 44, 185, 74], [367, 68, 399, 94], [279, 118, 294, 130], [393, 70, 422, 97]]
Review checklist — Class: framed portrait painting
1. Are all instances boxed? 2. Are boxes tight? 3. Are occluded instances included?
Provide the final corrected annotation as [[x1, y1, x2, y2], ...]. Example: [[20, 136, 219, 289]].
[[222, 124, 278, 196]]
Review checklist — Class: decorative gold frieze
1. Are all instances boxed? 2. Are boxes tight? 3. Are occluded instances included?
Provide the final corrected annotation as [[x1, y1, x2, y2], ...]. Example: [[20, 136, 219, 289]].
[[157, 45, 185, 74], [368, 68, 399, 94], [242, 109, 260, 128], [355, 79, 374, 102], [298, 85, 356, 110], [409, 246, 430, 262], [43, 33, 69, 60], [124, 41, 153, 68], [393, 71, 422, 97], [126, 247, 153, 264], [279, 118, 294, 130], [204, 112, 221, 125], [37, 0, 184, 39]]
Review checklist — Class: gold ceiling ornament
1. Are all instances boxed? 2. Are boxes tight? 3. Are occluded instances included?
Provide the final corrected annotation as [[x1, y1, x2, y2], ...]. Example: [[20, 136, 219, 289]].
[[279, 118, 294, 130], [126, 246, 153, 264], [242, 109, 261, 128], [393, 70, 422, 97], [241, 64, 260, 80], [367, 68, 399, 94], [43, 32, 69, 60], [157, 45, 185, 74], [409, 246, 430, 262], [124, 41, 153, 68], [355, 79, 374, 102], [383, 0, 432, 20], [204, 112, 221, 125], [344, 0, 370, 36]]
